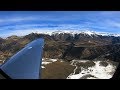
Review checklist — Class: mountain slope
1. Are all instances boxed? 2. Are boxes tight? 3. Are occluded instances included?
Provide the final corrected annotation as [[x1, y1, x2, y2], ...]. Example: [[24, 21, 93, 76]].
[[0, 31, 120, 62]]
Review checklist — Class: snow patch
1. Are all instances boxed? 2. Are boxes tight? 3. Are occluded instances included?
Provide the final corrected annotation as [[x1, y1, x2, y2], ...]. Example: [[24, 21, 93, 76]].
[[49, 59, 57, 62], [87, 77, 97, 79], [41, 66, 45, 68], [41, 58, 58, 69], [42, 62, 52, 65], [67, 60, 117, 79]]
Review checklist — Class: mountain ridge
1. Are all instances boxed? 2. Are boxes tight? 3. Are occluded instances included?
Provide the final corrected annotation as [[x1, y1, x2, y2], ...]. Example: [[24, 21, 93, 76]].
[[0, 31, 120, 63], [36, 30, 120, 37]]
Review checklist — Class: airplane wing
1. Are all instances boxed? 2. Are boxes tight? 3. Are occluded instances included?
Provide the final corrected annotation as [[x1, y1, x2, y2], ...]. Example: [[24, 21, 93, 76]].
[[0, 38, 44, 79]]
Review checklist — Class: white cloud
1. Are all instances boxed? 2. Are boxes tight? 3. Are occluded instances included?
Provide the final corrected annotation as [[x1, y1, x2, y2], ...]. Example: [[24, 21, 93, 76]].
[[0, 23, 90, 31], [0, 14, 80, 24], [0, 29, 58, 38], [0, 22, 117, 38], [107, 20, 120, 28], [0, 17, 37, 23], [100, 11, 120, 16]]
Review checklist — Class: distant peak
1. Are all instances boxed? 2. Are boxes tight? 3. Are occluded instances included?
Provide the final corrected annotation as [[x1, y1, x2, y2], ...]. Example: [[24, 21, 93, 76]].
[[25, 30, 120, 37]]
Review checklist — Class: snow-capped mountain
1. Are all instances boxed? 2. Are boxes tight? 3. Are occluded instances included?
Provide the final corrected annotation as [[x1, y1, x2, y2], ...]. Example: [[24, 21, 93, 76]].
[[37, 30, 120, 37]]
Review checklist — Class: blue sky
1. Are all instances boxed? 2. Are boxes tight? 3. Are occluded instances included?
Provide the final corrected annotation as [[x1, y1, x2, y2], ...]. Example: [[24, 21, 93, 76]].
[[1, 11, 120, 37]]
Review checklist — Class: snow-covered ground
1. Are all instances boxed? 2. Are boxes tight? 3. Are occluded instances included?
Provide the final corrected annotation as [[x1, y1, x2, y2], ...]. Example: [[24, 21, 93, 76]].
[[41, 66, 45, 69], [67, 60, 117, 79], [42, 62, 52, 65], [41, 58, 58, 68]]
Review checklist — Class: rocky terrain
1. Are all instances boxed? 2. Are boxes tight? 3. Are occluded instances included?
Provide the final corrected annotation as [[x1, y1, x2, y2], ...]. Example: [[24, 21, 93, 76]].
[[0, 31, 120, 79]]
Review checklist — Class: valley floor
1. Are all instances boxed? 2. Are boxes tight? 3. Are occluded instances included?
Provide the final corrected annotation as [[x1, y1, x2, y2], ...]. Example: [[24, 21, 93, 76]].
[[41, 58, 75, 79]]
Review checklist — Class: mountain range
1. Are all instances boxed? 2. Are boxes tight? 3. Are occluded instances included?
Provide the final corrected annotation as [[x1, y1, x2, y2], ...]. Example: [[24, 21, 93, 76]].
[[0, 30, 120, 63]]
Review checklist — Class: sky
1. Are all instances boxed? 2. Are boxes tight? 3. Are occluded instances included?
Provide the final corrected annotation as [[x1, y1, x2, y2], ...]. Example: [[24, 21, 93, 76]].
[[1, 11, 120, 37]]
